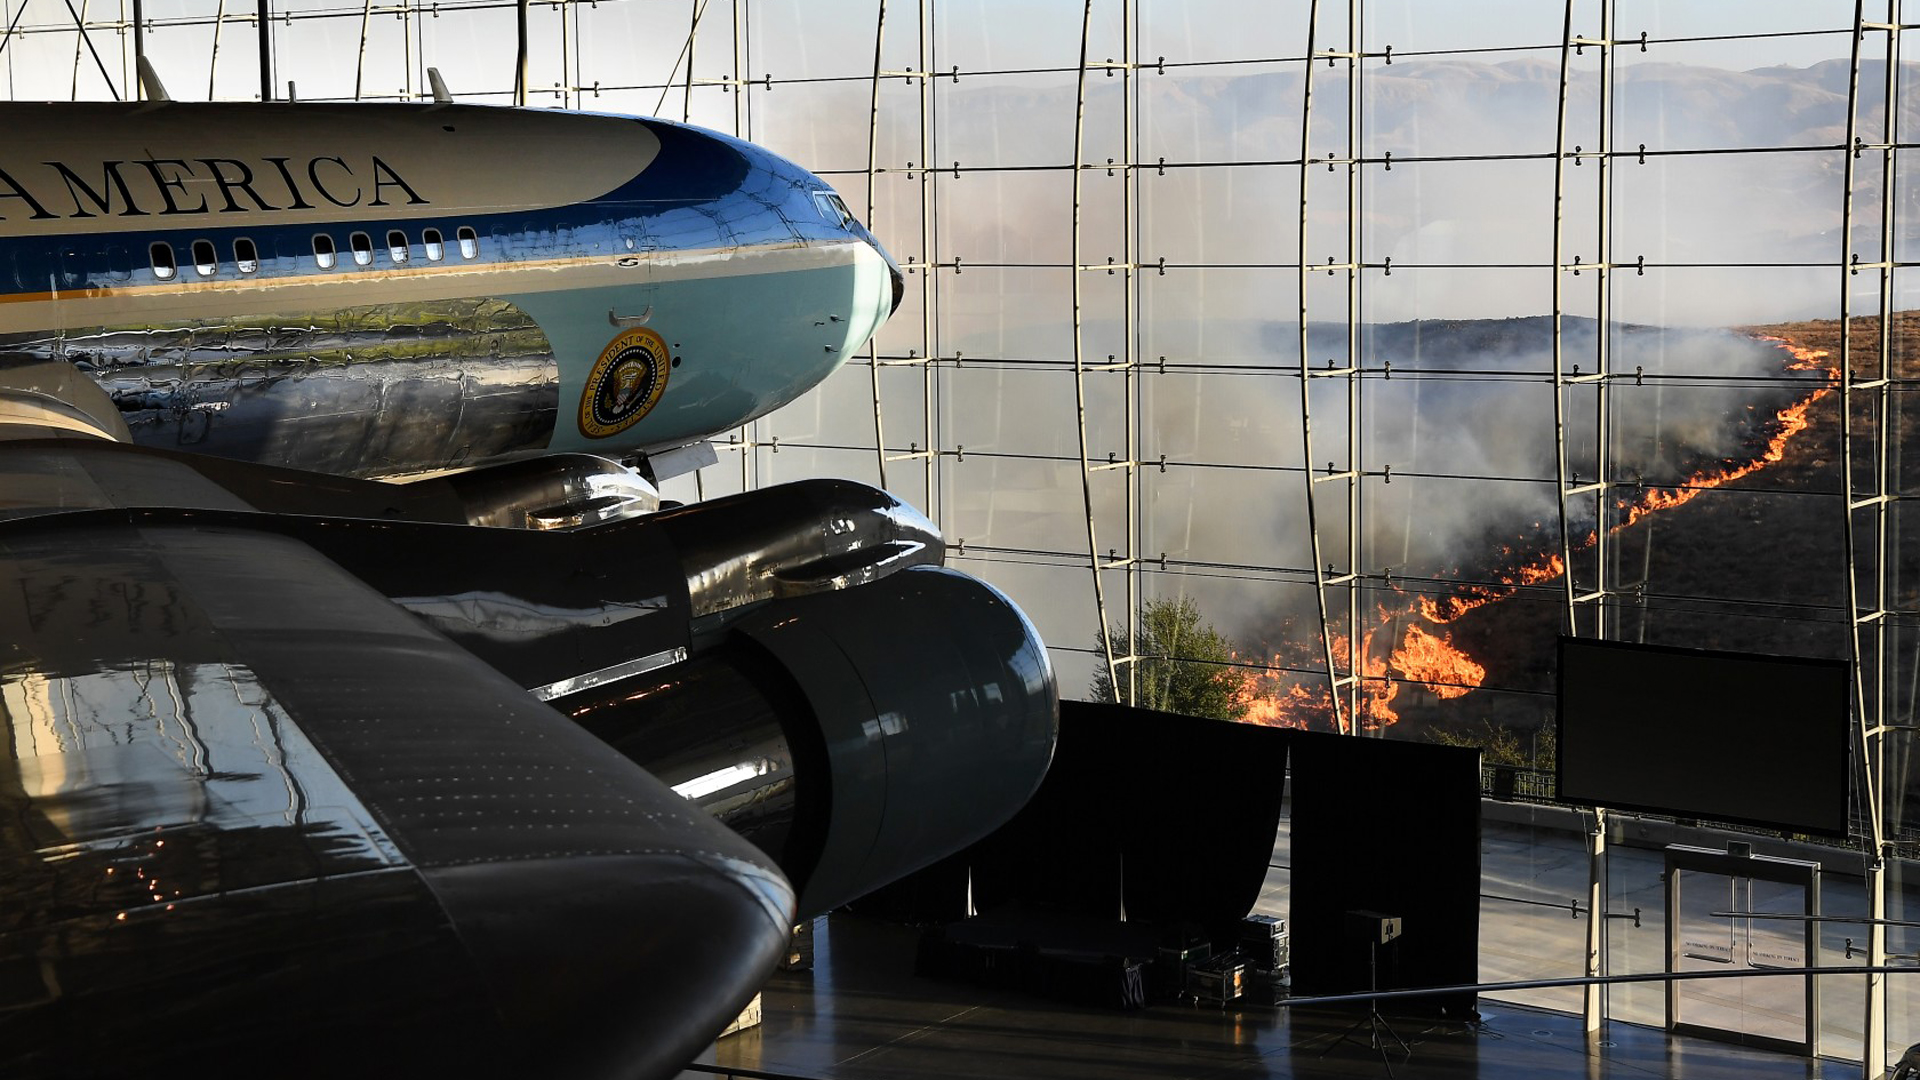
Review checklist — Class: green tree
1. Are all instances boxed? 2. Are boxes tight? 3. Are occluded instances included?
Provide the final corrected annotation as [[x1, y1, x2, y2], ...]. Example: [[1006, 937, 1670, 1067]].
[[1089, 596, 1250, 721], [1429, 720, 1556, 772]]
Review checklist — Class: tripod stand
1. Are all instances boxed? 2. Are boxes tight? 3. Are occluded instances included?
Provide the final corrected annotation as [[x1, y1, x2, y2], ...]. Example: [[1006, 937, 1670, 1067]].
[[1320, 932, 1411, 1077]]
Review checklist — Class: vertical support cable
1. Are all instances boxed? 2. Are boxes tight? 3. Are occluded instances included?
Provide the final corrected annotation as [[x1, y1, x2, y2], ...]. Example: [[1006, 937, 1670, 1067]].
[[514, 0, 528, 106], [1295, 0, 1355, 733], [682, 0, 699, 122], [69, 0, 89, 100], [1840, 4, 1895, 1074], [1589, 0, 1614, 644], [733, 0, 755, 494], [401, 0, 413, 102], [559, 0, 572, 109], [1549, 0, 1578, 638], [910, 0, 935, 516], [865, 0, 890, 489], [1072, 0, 1120, 702], [353, 0, 372, 100], [255, 0, 269, 101], [132, 0, 145, 100], [1549, 0, 1610, 1034], [1122, 0, 1140, 705], [916, 0, 934, 512], [1341, 0, 1363, 731], [732, 0, 745, 134], [206, 0, 224, 99], [1586, 1, 1617, 1033]]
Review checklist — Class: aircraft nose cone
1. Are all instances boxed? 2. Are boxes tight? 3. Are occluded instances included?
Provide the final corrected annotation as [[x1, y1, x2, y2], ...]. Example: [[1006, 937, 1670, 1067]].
[[889, 254, 906, 316]]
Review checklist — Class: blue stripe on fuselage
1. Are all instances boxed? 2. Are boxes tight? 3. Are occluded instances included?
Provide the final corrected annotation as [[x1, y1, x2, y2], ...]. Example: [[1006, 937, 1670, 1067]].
[[0, 117, 855, 301]]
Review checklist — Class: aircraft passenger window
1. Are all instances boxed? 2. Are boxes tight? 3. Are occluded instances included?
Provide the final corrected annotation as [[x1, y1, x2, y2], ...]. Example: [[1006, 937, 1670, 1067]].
[[457, 226, 478, 259], [234, 238, 260, 274], [423, 228, 445, 262], [313, 234, 337, 270], [192, 239, 218, 277], [388, 230, 410, 264], [350, 231, 374, 267], [149, 242, 176, 281]]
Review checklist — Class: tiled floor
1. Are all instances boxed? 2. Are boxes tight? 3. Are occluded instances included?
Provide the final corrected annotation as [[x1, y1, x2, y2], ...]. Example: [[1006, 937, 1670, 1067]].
[[695, 914, 1862, 1080], [690, 810, 1912, 1080]]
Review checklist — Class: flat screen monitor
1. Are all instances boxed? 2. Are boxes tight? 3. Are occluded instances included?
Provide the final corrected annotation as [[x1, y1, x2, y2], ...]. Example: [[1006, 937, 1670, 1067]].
[[1555, 638, 1851, 837]]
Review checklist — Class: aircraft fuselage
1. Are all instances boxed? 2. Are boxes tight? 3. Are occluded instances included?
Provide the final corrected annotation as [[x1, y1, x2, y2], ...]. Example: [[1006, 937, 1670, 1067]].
[[0, 102, 899, 478]]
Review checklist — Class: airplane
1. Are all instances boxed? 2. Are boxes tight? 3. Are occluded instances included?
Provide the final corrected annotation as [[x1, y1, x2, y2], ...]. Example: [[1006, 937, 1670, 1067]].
[[0, 98, 1055, 1079], [0, 98, 905, 482]]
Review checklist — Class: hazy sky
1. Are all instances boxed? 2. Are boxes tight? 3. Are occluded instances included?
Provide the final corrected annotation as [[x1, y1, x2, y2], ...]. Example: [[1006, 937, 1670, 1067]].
[[0, 0, 1875, 104]]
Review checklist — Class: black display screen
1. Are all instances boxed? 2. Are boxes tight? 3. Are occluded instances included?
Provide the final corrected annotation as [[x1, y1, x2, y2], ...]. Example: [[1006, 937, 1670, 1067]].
[[1555, 637, 1851, 837]]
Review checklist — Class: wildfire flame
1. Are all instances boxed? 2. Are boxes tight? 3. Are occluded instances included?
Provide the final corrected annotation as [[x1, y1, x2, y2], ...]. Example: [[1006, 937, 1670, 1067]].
[[1616, 338, 1833, 529], [1389, 624, 1486, 699], [1231, 331, 1835, 730]]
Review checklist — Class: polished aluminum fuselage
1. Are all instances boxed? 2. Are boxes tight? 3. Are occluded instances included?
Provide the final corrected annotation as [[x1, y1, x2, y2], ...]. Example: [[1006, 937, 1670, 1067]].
[[0, 102, 897, 477]]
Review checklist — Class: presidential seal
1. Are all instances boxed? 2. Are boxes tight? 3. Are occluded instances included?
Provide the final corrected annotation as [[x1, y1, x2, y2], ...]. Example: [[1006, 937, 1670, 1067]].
[[579, 326, 671, 438]]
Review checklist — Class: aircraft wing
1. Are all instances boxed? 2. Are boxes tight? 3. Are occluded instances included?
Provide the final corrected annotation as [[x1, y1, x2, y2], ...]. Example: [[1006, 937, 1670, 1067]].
[[0, 443, 792, 1077], [0, 375, 1057, 1078]]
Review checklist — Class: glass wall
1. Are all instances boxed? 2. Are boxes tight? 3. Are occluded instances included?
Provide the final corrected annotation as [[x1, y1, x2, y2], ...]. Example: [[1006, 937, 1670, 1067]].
[[2, 0, 1910, 1068]]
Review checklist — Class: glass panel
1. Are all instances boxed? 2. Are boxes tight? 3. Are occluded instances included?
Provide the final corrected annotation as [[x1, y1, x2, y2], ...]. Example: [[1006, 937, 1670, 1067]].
[[1363, 266, 1552, 340], [937, 266, 1073, 360], [1363, 159, 1555, 268], [935, 71, 1079, 170], [1613, 264, 1836, 330], [935, 0, 1093, 74], [937, 169, 1071, 265], [1144, 164, 1299, 267], [1366, 0, 1564, 54], [1359, 49, 1561, 160], [420, 6, 522, 103], [750, 0, 877, 81], [943, 455, 1090, 553], [1141, 268, 1302, 370], [1143, 66, 1305, 165], [1142, 0, 1307, 65], [751, 79, 876, 174]]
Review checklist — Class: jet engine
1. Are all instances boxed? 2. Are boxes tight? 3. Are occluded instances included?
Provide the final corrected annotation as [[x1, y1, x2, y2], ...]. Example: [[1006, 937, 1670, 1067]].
[[338, 476, 1058, 915]]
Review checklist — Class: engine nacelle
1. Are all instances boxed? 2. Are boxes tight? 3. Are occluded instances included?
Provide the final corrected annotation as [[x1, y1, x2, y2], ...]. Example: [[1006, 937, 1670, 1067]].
[[371, 478, 1056, 916], [559, 565, 1056, 916]]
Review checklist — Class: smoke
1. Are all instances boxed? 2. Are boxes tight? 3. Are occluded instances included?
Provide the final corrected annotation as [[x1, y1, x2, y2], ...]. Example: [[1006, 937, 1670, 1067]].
[[747, 56, 1863, 689]]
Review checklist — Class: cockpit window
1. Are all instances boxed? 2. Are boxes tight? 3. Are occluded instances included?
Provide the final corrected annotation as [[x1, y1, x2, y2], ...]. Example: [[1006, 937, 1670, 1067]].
[[813, 191, 856, 228]]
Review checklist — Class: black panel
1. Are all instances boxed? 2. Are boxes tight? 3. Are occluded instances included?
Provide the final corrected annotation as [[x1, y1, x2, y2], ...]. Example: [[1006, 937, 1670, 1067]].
[[1556, 637, 1851, 836], [1288, 732, 1481, 1018], [969, 701, 1288, 931]]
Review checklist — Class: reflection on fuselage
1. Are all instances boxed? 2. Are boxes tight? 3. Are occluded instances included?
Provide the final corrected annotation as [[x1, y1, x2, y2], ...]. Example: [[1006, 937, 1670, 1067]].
[[0, 103, 904, 479]]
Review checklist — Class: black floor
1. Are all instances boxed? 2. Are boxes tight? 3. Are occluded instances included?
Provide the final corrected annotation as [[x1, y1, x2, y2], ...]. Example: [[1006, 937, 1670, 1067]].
[[691, 913, 1859, 1080]]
